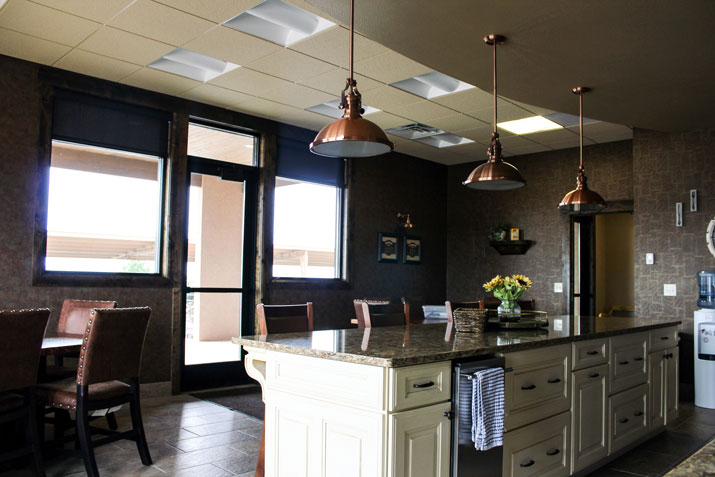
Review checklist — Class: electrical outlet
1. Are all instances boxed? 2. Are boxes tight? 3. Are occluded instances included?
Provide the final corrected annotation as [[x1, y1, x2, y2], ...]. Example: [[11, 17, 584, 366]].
[[554, 282, 563, 293], [646, 253, 654, 265], [664, 284, 677, 296]]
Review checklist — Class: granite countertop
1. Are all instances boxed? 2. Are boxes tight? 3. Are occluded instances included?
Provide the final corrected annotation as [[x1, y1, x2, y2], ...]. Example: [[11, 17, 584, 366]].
[[233, 315, 681, 368]]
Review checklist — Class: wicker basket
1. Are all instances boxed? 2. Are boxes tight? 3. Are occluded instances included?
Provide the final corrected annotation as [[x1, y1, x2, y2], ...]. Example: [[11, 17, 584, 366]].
[[452, 308, 488, 333]]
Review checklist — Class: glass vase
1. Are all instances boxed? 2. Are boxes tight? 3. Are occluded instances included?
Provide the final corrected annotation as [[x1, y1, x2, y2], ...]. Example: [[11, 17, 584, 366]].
[[498, 299, 521, 321]]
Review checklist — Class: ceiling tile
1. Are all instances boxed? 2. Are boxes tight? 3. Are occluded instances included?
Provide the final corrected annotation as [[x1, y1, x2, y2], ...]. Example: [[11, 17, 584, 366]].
[[364, 111, 410, 130], [578, 122, 633, 143], [108, 0, 214, 46], [0, 0, 100, 46], [453, 125, 496, 143], [432, 87, 493, 111], [53, 49, 141, 81], [209, 67, 292, 96], [28, 0, 134, 23], [120, 67, 201, 95], [467, 99, 536, 123], [508, 99, 557, 117], [547, 139, 594, 150], [235, 96, 303, 119], [289, 27, 387, 67], [428, 114, 489, 133], [521, 128, 580, 145], [78, 27, 174, 66], [181, 84, 253, 108], [153, 0, 257, 23], [243, 49, 335, 83], [388, 101, 457, 125], [502, 143, 553, 156], [361, 85, 423, 112], [498, 135, 542, 148], [452, 141, 489, 157], [354, 50, 431, 84], [0, 27, 71, 65], [298, 67, 383, 94], [183, 25, 281, 66], [392, 140, 435, 161], [265, 108, 328, 131], [262, 82, 335, 109]]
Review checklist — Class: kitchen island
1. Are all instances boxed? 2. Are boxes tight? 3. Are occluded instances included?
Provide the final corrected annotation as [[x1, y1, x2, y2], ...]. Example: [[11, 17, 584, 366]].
[[235, 316, 681, 477]]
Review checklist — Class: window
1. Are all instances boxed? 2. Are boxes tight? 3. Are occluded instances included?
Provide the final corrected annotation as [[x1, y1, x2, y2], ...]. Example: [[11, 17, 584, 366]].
[[272, 177, 342, 278], [39, 90, 170, 278], [271, 130, 345, 280]]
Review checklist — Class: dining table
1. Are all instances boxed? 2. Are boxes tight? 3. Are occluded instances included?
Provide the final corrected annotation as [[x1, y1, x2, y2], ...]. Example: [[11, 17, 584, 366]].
[[39, 332, 83, 377]]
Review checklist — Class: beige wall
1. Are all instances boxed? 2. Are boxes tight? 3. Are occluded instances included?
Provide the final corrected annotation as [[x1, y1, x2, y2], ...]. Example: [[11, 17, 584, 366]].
[[595, 213, 635, 315]]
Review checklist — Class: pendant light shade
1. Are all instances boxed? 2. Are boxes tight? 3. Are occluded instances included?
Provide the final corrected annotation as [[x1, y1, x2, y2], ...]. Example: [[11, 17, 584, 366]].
[[463, 34, 525, 190], [309, 0, 393, 158], [558, 87, 606, 212]]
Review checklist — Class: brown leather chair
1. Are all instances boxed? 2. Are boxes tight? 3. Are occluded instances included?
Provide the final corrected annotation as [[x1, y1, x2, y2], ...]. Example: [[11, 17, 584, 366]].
[[361, 301, 410, 328], [0, 308, 50, 477], [38, 307, 152, 477], [254, 303, 315, 477], [57, 299, 118, 336], [445, 300, 482, 322], [256, 302, 314, 335]]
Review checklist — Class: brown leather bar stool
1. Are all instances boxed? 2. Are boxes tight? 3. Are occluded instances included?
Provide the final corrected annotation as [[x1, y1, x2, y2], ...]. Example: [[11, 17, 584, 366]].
[[254, 302, 315, 477], [353, 298, 390, 328], [0, 308, 50, 477], [38, 307, 152, 477], [361, 301, 410, 328]]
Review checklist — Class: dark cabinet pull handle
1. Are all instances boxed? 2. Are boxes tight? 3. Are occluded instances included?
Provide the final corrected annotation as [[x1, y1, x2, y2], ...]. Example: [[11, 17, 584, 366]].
[[547, 378, 561, 384], [520, 459, 535, 468], [521, 384, 536, 390], [413, 381, 435, 389], [661, 336, 669, 340], [589, 373, 600, 378], [634, 411, 643, 416], [587, 350, 599, 355], [546, 448, 560, 456], [634, 357, 643, 361], [619, 360, 629, 365], [619, 418, 629, 424]]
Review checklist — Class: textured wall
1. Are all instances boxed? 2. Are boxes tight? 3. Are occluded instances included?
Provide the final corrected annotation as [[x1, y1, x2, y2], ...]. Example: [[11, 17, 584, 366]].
[[633, 128, 715, 333], [446, 141, 633, 315], [0, 56, 173, 382], [265, 151, 448, 330]]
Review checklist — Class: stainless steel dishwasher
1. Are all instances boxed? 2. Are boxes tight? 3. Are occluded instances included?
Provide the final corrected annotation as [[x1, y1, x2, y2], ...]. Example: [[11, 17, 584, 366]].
[[451, 356, 508, 476]]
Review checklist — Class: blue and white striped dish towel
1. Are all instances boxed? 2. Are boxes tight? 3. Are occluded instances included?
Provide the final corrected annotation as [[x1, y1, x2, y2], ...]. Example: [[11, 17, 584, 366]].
[[471, 367, 505, 451]]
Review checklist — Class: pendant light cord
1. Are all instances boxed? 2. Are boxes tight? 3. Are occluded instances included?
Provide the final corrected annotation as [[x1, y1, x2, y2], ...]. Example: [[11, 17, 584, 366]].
[[579, 89, 584, 171], [349, 0, 354, 81], [493, 37, 497, 134]]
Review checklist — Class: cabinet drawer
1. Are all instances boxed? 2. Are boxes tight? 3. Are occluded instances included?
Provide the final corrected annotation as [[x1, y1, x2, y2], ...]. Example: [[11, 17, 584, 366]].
[[609, 333, 647, 395], [503, 411, 570, 477], [649, 326, 678, 352], [504, 345, 570, 430], [608, 384, 648, 455], [572, 338, 608, 371], [388, 361, 451, 412]]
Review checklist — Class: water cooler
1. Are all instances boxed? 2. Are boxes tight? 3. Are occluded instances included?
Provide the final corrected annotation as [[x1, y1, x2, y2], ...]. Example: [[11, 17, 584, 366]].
[[695, 270, 715, 409]]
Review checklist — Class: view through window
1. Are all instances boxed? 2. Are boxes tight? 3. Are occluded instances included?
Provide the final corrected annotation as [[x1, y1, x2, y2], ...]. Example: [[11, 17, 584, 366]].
[[272, 177, 341, 279], [45, 141, 163, 273]]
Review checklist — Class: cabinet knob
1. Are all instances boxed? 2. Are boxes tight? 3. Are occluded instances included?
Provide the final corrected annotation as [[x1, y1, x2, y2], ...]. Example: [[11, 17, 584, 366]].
[[619, 360, 629, 365], [588, 373, 600, 378], [546, 448, 560, 456], [521, 384, 536, 390], [547, 378, 561, 384], [443, 411, 455, 420], [619, 418, 629, 424], [520, 459, 535, 468], [660, 336, 669, 340], [586, 350, 599, 356], [634, 357, 643, 361]]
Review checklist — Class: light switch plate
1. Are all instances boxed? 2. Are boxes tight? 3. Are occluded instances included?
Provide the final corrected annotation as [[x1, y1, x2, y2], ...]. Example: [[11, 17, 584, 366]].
[[664, 284, 677, 296], [554, 282, 563, 293], [646, 253, 654, 265]]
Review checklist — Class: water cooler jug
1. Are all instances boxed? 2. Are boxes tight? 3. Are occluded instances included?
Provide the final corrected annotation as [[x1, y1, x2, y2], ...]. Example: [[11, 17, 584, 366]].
[[695, 270, 715, 409]]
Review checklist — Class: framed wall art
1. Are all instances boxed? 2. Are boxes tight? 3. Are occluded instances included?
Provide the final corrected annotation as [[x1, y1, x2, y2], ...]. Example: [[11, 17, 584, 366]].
[[377, 233, 399, 262], [403, 236, 421, 264]]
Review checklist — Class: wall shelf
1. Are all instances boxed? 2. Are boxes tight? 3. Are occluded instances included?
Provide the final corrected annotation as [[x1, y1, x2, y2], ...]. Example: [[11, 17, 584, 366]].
[[489, 240, 533, 255]]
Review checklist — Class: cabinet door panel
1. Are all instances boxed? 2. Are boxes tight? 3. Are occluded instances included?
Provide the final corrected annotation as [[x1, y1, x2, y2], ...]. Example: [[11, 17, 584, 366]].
[[608, 384, 648, 455], [609, 333, 648, 395], [503, 411, 570, 477], [390, 402, 451, 477], [571, 364, 608, 473], [648, 351, 666, 430], [665, 347, 679, 425]]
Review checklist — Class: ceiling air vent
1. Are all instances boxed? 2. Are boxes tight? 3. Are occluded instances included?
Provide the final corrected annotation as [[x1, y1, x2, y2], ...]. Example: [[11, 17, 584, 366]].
[[386, 123, 445, 140]]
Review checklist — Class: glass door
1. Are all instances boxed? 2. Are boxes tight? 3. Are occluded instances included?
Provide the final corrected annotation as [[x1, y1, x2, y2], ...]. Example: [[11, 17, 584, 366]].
[[571, 215, 596, 318], [180, 124, 258, 391]]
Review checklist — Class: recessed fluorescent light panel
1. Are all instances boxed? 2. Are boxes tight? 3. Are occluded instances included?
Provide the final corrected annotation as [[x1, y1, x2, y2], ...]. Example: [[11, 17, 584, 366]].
[[390, 71, 474, 99], [149, 49, 239, 82], [498, 115, 563, 135], [414, 133, 474, 148], [386, 123, 444, 140], [543, 112, 600, 128], [224, 0, 335, 47], [306, 99, 379, 118]]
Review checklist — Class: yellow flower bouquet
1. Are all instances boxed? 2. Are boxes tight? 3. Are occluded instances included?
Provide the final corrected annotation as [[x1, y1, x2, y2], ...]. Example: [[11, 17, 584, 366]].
[[483, 274, 533, 316]]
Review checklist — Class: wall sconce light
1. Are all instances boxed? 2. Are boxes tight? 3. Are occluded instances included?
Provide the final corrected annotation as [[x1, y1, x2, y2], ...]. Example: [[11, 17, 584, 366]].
[[397, 213, 413, 229]]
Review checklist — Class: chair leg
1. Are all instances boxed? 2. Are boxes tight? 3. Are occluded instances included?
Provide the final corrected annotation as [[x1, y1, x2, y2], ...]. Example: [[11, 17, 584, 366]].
[[105, 412, 118, 430], [76, 387, 99, 477], [129, 380, 152, 466], [52, 409, 70, 448], [26, 390, 46, 477]]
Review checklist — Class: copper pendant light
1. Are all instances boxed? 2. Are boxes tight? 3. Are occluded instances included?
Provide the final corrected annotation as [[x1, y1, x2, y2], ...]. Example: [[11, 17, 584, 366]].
[[558, 87, 606, 212], [463, 34, 525, 191], [309, 0, 393, 158]]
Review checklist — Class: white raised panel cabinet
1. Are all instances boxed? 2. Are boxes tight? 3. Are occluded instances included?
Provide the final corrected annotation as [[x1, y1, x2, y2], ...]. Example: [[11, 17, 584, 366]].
[[571, 364, 608, 473], [665, 347, 679, 424], [389, 402, 451, 477], [649, 346, 679, 431]]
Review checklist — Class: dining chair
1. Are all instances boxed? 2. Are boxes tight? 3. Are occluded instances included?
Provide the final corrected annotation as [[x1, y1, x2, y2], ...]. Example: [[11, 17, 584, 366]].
[[445, 300, 482, 323], [0, 308, 50, 477], [353, 298, 394, 328], [37, 307, 152, 477], [256, 302, 314, 335], [254, 302, 315, 477], [361, 301, 410, 328]]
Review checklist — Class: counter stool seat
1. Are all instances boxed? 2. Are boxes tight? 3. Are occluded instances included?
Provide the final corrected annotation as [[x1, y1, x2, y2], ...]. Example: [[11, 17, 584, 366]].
[[38, 379, 130, 409]]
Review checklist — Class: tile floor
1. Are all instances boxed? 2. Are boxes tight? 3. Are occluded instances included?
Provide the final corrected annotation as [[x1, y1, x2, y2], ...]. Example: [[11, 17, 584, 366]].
[[2, 397, 713, 476]]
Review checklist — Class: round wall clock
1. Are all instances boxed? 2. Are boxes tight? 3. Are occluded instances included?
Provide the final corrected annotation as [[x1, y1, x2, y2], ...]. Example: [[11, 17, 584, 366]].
[[707, 216, 715, 258]]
